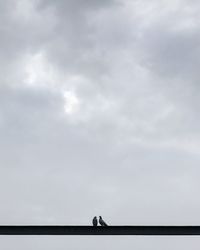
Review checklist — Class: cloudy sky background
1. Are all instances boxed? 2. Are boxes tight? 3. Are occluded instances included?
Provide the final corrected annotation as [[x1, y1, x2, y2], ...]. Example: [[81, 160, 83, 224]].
[[1, 0, 200, 248]]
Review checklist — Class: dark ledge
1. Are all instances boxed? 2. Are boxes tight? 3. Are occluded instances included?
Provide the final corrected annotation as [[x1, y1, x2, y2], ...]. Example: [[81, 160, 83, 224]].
[[0, 226, 200, 235]]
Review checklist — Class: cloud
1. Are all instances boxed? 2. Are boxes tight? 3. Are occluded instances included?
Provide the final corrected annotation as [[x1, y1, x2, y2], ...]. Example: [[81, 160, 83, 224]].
[[0, 0, 200, 249]]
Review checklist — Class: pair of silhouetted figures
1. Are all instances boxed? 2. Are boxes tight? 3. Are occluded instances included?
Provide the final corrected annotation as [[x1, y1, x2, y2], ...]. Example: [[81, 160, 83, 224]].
[[92, 216, 108, 226]]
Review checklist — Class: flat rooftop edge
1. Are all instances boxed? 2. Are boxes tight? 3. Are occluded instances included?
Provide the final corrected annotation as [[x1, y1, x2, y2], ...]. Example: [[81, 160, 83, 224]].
[[0, 226, 200, 235]]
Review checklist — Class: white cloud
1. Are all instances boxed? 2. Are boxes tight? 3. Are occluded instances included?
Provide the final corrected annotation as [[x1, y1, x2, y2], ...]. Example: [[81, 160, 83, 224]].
[[24, 52, 54, 87], [63, 90, 79, 115]]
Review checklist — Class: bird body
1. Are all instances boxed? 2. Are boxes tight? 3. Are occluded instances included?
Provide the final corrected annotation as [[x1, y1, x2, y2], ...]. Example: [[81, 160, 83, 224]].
[[99, 216, 108, 226], [92, 216, 98, 226]]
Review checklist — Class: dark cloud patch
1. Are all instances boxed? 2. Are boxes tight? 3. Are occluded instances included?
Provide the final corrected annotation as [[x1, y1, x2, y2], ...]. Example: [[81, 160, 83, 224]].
[[38, 0, 118, 13], [140, 20, 200, 82]]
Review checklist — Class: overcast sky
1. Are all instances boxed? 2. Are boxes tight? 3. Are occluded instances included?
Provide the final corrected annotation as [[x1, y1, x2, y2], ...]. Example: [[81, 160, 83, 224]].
[[1, 0, 200, 249]]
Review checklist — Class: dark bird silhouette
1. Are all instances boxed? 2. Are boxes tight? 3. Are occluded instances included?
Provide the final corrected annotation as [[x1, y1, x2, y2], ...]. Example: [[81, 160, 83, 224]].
[[92, 216, 98, 226], [99, 216, 108, 226]]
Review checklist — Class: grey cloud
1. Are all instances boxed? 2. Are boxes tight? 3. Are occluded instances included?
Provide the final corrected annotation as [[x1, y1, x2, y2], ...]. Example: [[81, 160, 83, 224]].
[[0, 0, 200, 249], [139, 19, 200, 81], [0, 0, 57, 88], [33, 0, 121, 78], [38, 0, 117, 11]]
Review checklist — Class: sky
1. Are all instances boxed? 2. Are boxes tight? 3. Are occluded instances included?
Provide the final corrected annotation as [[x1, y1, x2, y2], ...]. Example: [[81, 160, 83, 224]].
[[1, 0, 200, 249]]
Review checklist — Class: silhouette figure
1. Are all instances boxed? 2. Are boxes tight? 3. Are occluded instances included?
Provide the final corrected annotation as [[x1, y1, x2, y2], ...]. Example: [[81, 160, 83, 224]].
[[92, 216, 98, 226], [99, 216, 108, 226]]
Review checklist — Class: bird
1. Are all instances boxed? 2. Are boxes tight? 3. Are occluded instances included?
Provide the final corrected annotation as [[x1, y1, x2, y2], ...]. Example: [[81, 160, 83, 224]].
[[92, 216, 98, 226], [99, 216, 108, 226]]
